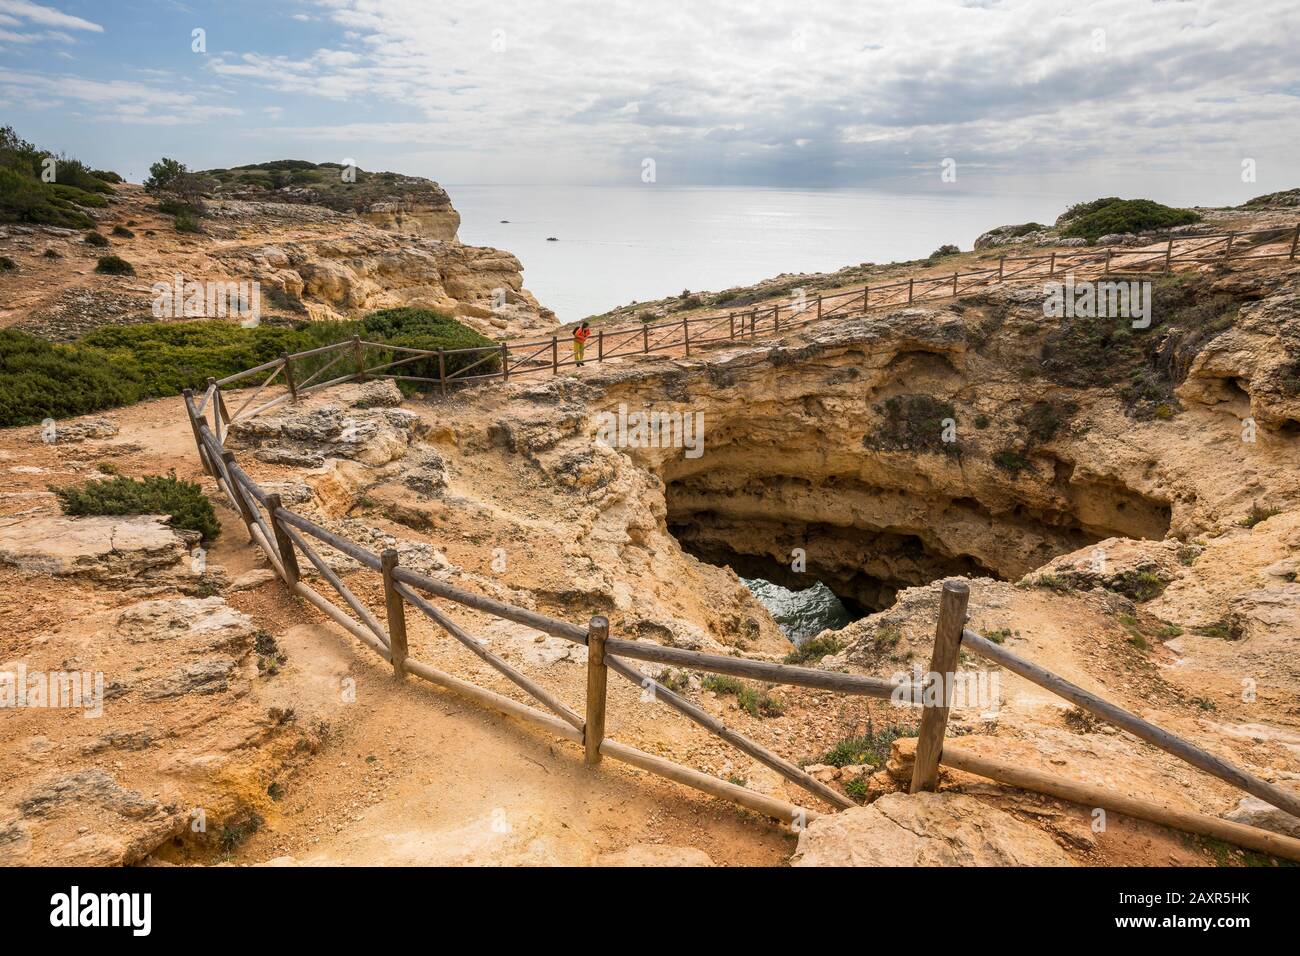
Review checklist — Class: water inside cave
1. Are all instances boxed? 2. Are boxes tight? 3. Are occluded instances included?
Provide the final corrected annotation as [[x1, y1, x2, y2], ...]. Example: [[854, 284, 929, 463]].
[[740, 577, 855, 645]]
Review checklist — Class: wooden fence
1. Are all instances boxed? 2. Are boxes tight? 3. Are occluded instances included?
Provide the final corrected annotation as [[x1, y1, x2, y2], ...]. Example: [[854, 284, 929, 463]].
[[180, 358, 1300, 861], [203, 223, 1300, 422]]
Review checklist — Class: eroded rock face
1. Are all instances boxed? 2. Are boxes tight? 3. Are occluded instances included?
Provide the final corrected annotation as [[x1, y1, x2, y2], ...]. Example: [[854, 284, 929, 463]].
[[570, 278, 1300, 610], [0, 514, 199, 585], [215, 210, 556, 336], [792, 792, 1074, 866], [226, 403, 424, 468]]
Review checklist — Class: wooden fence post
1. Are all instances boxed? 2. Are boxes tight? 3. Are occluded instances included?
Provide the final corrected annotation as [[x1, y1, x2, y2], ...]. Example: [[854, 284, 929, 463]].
[[381, 549, 408, 679], [729, 312, 735, 338], [1047, 253, 1055, 277], [1223, 232, 1235, 261], [501, 343, 509, 382], [551, 335, 559, 373], [952, 270, 959, 295], [215, 390, 232, 443], [864, 285, 869, 310], [910, 580, 970, 794], [908, 278, 914, 303], [205, 377, 223, 441], [998, 256, 1005, 280], [221, 451, 256, 541], [1291, 223, 1300, 261], [772, 305, 780, 334], [352, 336, 365, 383], [817, 295, 823, 320], [584, 615, 609, 765], [281, 352, 297, 402], [266, 493, 300, 588], [683, 316, 691, 354], [597, 330, 604, 362], [1104, 249, 1112, 275], [182, 389, 213, 477], [437, 349, 447, 398], [1165, 237, 1175, 272], [643, 323, 650, 353]]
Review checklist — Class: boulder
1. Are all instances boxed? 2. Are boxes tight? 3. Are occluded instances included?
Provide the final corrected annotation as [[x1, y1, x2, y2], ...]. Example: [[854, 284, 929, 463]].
[[1223, 793, 1300, 838], [792, 792, 1074, 866], [0, 514, 197, 583]]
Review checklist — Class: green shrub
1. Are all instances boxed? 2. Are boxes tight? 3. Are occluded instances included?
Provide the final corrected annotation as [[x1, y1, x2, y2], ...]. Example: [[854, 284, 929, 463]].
[[993, 448, 1031, 475], [94, 255, 134, 275], [1032, 574, 1073, 593], [821, 721, 917, 768], [1059, 198, 1201, 242], [1240, 503, 1281, 529], [84, 231, 109, 247], [52, 473, 220, 541], [0, 309, 491, 427], [0, 164, 95, 229], [111, 225, 134, 238], [360, 308, 499, 378], [865, 394, 960, 457], [42, 248, 60, 259], [783, 634, 841, 665], [1112, 570, 1167, 602], [1017, 399, 1077, 446], [843, 776, 870, 801], [702, 675, 744, 695], [736, 684, 783, 718], [0, 330, 141, 425], [0, 255, 14, 272], [174, 210, 201, 233]]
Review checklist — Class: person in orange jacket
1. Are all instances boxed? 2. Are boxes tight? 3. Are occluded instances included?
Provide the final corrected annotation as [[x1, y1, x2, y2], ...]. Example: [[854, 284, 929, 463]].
[[573, 320, 591, 367]]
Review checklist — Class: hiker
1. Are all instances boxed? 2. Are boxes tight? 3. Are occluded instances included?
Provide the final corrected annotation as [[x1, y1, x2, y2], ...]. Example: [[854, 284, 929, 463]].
[[573, 321, 591, 367]]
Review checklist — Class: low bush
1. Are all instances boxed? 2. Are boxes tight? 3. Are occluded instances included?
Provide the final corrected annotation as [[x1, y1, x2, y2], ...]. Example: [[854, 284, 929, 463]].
[[865, 394, 960, 457], [821, 721, 917, 768], [1240, 502, 1281, 529], [1058, 197, 1201, 242], [111, 225, 134, 238], [84, 231, 109, 247], [174, 210, 201, 233], [0, 255, 14, 272], [52, 473, 220, 541], [94, 255, 134, 275], [783, 634, 841, 665], [0, 308, 495, 426]]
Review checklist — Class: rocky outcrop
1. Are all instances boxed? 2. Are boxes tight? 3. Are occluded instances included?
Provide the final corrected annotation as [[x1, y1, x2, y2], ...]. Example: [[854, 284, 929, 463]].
[[221, 214, 555, 335], [0, 514, 202, 586], [792, 792, 1074, 866]]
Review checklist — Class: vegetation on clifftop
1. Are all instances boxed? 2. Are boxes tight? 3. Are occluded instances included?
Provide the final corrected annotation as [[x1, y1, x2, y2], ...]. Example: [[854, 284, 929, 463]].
[[0, 309, 497, 428], [53, 473, 220, 541], [1058, 197, 1201, 242], [0, 126, 117, 229]]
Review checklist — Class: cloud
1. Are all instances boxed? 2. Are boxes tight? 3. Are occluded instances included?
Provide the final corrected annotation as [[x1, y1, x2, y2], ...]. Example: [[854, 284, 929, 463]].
[[0, 0, 102, 33], [181, 0, 1299, 185], [0, 66, 239, 124]]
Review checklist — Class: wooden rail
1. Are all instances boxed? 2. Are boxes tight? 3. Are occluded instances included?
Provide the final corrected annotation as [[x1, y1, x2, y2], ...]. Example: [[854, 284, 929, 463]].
[[201, 223, 1298, 421], [175, 223, 1300, 855]]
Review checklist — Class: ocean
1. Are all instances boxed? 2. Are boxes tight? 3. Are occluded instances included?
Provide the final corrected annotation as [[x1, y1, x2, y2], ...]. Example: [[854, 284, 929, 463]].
[[450, 184, 1083, 322]]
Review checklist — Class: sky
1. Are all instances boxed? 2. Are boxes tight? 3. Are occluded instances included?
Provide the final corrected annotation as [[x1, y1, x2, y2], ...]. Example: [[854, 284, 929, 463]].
[[1, 0, 1297, 205]]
